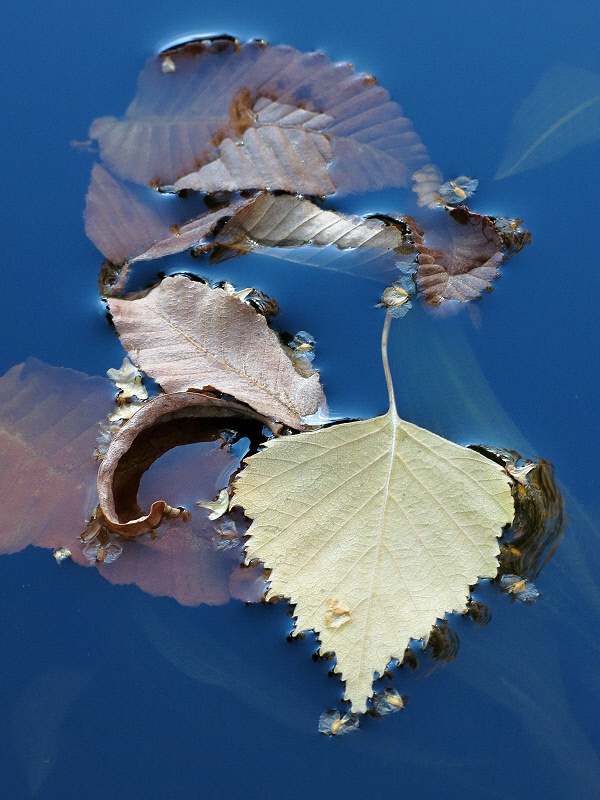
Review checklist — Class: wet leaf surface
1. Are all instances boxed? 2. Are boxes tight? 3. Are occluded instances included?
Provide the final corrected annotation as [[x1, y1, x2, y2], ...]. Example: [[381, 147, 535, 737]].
[[410, 206, 505, 306], [89, 37, 429, 195], [107, 275, 327, 429], [233, 315, 514, 712]]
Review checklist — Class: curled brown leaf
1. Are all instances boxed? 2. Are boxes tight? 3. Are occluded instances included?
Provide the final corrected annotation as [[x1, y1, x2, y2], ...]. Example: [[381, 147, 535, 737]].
[[96, 390, 279, 537]]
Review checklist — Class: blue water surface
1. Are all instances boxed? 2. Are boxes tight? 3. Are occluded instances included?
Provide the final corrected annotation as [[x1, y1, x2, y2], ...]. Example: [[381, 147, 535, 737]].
[[1, 1, 599, 798]]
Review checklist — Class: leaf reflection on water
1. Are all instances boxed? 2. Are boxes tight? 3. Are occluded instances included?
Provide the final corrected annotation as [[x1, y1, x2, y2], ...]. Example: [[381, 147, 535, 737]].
[[496, 64, 600, 179], [12, 668, 94, 798]]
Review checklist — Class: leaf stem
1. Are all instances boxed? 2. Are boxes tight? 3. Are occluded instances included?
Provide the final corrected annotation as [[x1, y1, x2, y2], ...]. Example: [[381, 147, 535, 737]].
[[381, 311, 396, 413]]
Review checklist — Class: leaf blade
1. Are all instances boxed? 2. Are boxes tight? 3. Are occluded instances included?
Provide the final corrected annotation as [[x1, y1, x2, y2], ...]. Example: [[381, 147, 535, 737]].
[[107, 276, 326, 429], [235, 407, 513, 712]]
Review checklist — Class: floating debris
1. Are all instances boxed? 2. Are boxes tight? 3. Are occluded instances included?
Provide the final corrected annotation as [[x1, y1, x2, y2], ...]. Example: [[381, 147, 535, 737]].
[[436, 176, 478, 206], [161, 55, 176, 74], [52, 547, 72, 563], [197, 488, 230, 520], [318, 710, 360, 736], [500, 574, 540, 603], [79, 518, 123, 564], [493, 217, 532, 258], [212, 514, 244, 551], [378, 283, 412, 318], [324, 598, 352, 629], [106, 357, 148, 401], [371, 688, 406, 716]]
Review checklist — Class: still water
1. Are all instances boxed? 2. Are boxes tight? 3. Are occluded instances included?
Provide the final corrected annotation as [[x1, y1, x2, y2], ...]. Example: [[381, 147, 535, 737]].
[[1, 1, 599, 798]]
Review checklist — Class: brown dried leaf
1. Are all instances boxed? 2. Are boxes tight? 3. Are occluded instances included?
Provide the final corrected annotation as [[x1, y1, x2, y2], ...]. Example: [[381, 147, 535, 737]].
[[84, 164, 253, 264], [96, 389, 278, 536], [168, 101, 336, 196], [411, 206, 504, 306], [89, 37, 428, 195], [107, 275, 326, 429], [213, 193, 416, 283]]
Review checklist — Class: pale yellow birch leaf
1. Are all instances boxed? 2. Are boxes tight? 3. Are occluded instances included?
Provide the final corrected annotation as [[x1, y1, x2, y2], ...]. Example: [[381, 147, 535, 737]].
[[234, 314, 514, 713]]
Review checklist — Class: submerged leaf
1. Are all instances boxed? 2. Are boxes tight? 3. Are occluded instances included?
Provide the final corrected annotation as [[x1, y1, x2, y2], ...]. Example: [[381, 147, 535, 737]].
[[411, 206, 504, 306], [212, 193, 417, 282], [107, 275, 326, 429], [234, 317, 514, 712], [89, 37, 428, 195], [0, 359, 115, 560], [411, 163, 443, 208], [496, 63, 600, 179], [84, 164, 253, 265]]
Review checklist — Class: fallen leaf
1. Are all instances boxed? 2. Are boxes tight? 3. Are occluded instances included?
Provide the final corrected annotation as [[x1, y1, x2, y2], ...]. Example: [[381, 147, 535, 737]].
[[212, 193, 417, 282], [0, 359, 115, 561], [168, 99, 337, 196], [84, 164, 253, 265], [96, 389, 277, 536], [410, 206, 505, 306], [233, 314, 514, 712], [89, 36, 428, 195], [0, 359, 261, 607], [107, 275, 326, 429], [495, 63, 600, 179]]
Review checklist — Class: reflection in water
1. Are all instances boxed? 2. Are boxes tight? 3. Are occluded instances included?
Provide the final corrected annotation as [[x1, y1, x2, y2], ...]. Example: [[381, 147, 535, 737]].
[[12, 668, 93, 797], [496, 64, 600, 179], [132, 593, 514, 790]]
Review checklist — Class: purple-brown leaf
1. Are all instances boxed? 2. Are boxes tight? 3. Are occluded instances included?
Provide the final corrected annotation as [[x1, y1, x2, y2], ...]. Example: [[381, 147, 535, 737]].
[[411, 206, 505, 306], [89, 37, 428, 195], [212, 193, 417, 283], [84, 164, 253, 264], [0, 359, 115, 561], [107, 275, 326, 429]]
